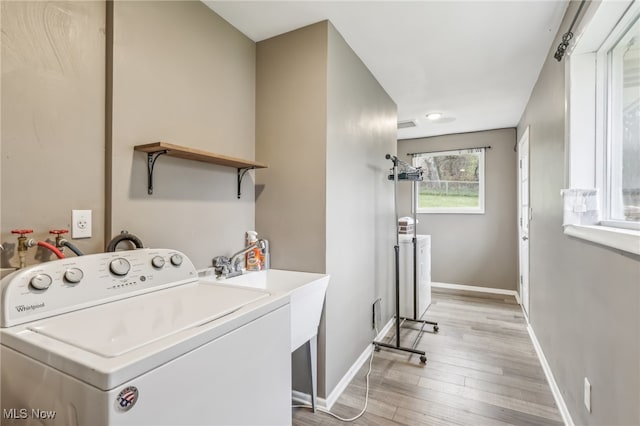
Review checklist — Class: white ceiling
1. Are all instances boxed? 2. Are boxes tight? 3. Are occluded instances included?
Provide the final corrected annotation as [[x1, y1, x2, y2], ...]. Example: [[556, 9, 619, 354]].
[[203, 1, 569, 140]]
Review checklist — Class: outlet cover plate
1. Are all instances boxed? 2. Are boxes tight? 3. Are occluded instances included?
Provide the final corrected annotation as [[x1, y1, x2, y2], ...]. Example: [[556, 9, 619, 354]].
[[584, 377, 591, 412], [72, 210, 92, 239], [373, 298, 382, 331]]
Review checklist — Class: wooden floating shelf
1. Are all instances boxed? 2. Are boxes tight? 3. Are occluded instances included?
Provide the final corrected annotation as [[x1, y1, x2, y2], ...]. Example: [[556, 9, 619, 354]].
[[133, 142, 268, 198], [134, 142, 267, 169]]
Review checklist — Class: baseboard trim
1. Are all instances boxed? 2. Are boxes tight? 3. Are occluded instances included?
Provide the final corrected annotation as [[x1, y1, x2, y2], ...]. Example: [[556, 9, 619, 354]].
[[526, 324, 574, 426], [292, 390, 328, 409], [432, 281, 519, 299], [375, 316, 396, 341], [292, 319, 393, 410], [326, 344, 374, 409]]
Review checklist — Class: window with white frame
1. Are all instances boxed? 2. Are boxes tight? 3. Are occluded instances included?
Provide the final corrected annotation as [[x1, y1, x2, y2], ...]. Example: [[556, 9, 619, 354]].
[[412, 148, 485, 214], [605, 15, 640, 226], [566, 0, 640, 253]]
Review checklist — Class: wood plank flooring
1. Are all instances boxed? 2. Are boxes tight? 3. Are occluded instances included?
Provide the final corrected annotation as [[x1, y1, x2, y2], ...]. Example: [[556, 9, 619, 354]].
[[293, 288, 563, 426]]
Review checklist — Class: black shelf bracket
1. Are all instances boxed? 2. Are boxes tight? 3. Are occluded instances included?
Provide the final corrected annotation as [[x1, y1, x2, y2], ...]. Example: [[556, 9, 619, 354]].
[[146, 150, 168, 195], [237, 167, 255, 199]]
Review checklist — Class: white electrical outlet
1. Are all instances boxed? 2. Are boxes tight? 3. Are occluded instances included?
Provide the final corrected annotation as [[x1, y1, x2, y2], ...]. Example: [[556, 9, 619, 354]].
[[584, 377, 591, 412], [72, 210, 92, 239]]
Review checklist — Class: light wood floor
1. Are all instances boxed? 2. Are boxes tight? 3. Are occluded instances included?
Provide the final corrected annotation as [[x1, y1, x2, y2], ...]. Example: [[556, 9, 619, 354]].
[[293, 287, 563, 426]]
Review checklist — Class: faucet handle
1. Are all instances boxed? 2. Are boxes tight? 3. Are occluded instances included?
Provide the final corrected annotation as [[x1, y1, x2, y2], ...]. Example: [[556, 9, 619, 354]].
[[212, 256, 231, 275], [213, 256, 229, 267]]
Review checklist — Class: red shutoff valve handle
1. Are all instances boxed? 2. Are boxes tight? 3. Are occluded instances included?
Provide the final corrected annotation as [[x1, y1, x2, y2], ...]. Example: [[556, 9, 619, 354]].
[[49, 229, 69, 235], [11, 229, 33, 236]]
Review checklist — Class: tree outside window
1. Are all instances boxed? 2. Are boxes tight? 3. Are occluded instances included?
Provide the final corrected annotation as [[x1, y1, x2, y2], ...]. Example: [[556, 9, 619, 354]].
[[413, 149, 485, 214]]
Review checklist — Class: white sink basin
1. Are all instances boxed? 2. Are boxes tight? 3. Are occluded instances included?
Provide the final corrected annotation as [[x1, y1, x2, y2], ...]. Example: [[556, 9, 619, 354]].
[[199, 269, 329, 351]]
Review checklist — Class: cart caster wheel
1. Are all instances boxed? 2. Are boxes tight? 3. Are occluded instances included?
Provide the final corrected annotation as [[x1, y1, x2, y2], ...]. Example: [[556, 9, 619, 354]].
[[420, 355, 427, 364], [433, 325, 439, 333], [374, 344, 380, 352]]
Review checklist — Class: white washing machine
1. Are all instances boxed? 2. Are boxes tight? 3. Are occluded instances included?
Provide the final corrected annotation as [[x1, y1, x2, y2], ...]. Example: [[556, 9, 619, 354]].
[[0, 248, 291, 426], [399, 234, 431, 320]]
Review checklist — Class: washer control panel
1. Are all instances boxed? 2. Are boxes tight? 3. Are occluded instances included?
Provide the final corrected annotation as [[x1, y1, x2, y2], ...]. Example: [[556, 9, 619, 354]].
[[1, 248, 197, 327]]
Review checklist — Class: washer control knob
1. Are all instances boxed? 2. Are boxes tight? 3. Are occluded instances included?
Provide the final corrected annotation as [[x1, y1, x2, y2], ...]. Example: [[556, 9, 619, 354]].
[[151, 256, 165, 268], [170, 254, 183, 266], [30, 274, 52, 290], [64, 268, 84, 284], [109, 258, 131, 276]]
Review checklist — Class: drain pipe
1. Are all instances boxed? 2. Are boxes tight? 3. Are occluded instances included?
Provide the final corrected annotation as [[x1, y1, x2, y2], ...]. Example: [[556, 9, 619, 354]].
[[60, 239, 84, 256], [106, 231, 144, 252]]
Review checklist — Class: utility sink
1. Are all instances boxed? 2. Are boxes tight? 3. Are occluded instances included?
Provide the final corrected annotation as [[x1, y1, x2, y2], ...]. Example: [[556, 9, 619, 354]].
[[199, 268, 329, 412], [199, 269, 329, 351]]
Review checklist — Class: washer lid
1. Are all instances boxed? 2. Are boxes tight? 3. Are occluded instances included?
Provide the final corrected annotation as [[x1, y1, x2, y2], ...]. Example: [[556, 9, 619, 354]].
[[26, 283, 269, 357]]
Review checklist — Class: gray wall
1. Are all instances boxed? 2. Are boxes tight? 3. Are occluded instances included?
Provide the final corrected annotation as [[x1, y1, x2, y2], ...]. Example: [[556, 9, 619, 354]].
[[325, 22, 396, 396], [517, 2, 640, 425], [255, 21, 328, 274], [1, 3, 395, 404], [1, 1, 106, 266], [256, 21, 396, 398], [398, 129, 518, 290], [110, 1, 256, 268], [2, 1, 257, 270]]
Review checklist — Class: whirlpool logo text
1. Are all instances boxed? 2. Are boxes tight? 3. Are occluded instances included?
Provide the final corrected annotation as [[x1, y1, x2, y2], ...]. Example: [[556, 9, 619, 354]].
[[15, 303, 45, 312]]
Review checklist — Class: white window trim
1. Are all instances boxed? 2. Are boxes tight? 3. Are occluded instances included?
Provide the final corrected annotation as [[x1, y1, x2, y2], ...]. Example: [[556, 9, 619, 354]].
[[565, 0, 640, 255], [564, 224, 640, 255], [418, 207, 485, 215], [413, 149, 485, 215]]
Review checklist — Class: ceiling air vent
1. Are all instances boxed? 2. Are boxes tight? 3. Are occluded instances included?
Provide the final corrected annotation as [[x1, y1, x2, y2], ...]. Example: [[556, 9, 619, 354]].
[[397, 119, 417, 129]]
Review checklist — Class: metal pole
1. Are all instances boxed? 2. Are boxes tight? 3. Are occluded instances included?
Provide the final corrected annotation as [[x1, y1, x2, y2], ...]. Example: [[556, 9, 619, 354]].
[[413, 180, 418, 320], [393, 161, 399, 247], [394, 245, 400, 347], [393, 160, 400, 347]]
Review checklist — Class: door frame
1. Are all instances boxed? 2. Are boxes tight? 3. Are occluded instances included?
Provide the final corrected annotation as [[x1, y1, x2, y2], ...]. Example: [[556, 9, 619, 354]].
[[517, 127, 530, 317]]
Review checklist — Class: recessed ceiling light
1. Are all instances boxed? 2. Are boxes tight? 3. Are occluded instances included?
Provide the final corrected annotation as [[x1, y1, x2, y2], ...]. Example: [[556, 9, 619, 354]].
[[426, 112, 443, 121]]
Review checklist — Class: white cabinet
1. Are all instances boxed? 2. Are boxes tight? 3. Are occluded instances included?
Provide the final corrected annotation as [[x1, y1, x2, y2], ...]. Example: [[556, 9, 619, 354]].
[[399, 234, 431, 319]]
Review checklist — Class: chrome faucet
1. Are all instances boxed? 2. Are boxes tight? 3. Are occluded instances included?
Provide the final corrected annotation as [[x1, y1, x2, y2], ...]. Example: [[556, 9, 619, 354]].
[[212, 240, 266, 279]]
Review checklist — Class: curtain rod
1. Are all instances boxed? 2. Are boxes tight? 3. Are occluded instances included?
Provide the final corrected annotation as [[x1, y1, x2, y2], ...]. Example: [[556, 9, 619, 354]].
[[407, 145, 492, 157], [554, 0, 587, 62]]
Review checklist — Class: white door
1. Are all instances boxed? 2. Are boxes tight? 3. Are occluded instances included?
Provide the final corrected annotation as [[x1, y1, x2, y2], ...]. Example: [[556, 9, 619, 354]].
[[518, 128, 530, 316]]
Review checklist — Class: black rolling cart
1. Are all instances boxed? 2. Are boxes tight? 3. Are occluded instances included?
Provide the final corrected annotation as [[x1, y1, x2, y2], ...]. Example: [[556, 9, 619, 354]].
[[373, 154, 439, 364]]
